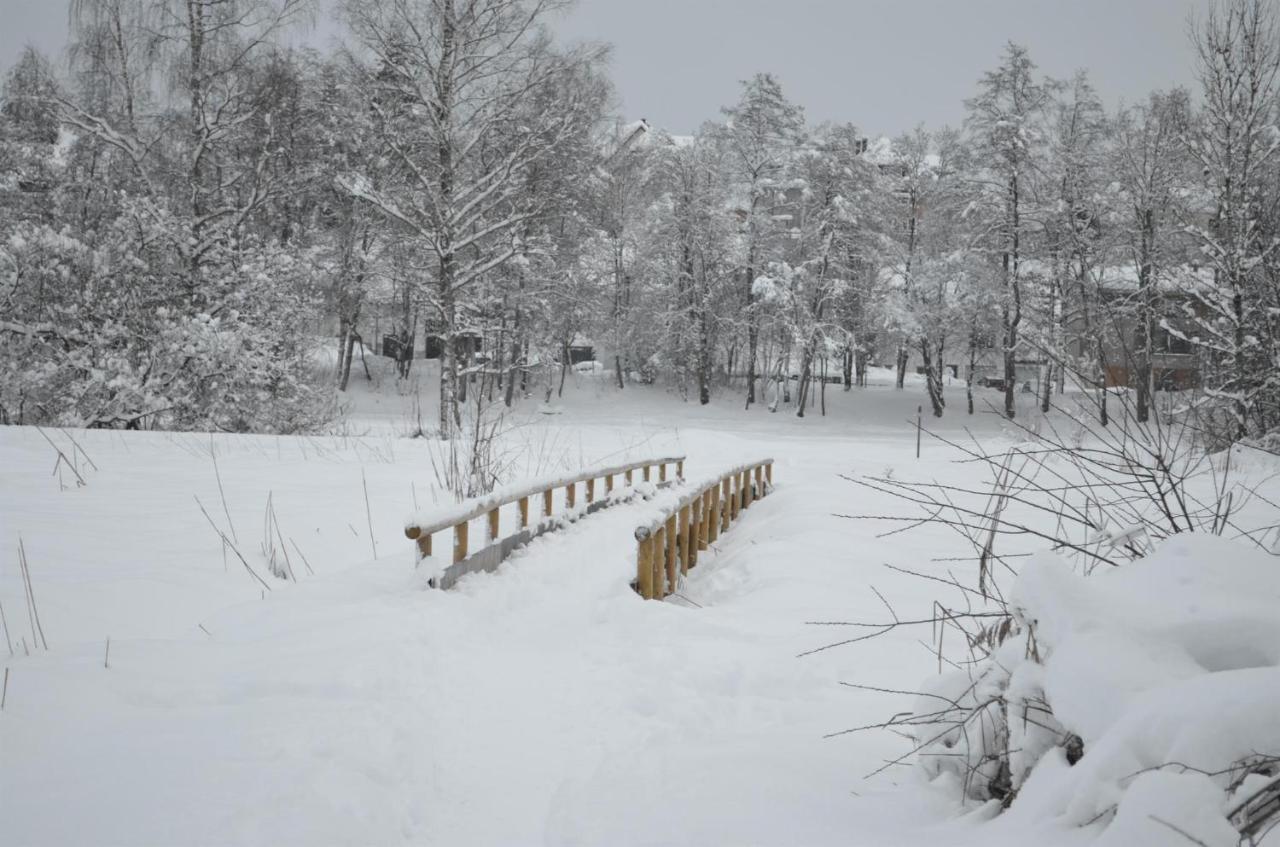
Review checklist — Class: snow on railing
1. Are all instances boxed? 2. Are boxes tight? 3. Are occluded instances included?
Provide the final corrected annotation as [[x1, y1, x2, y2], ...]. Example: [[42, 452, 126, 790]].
[[632, 458, 774, 600], [404, 455, 686, 589]]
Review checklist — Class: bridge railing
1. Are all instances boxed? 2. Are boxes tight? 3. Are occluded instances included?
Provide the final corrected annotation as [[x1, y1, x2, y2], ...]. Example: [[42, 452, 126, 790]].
[[633, 458, 774, 600], [405, 455, 686, 589]]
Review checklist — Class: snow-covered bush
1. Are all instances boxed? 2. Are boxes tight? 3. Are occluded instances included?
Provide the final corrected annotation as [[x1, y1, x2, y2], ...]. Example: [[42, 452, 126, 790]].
[[910, 534, 1280, 845]]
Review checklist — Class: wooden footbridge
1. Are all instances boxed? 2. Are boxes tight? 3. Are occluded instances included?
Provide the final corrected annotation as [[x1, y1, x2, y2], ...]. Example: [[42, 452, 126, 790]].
[[404, 456, 774, 595]]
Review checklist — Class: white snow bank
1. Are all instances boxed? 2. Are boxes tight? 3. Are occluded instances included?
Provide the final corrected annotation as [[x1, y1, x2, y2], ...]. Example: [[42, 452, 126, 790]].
[[914, 533, 1280, 845]]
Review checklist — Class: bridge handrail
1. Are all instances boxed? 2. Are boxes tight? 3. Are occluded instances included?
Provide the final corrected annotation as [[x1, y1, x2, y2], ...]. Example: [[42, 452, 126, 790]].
[[633, 458, 774, 600], [404, 455, 686, 566]]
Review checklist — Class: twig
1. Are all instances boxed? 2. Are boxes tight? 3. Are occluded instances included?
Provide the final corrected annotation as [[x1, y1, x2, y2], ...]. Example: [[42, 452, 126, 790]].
[[194, 496, 272, 592], [362, 469, 377, 559], [212, 453, 238, 544], [17, 539, 48, 650], [0, 597, 12, 656]]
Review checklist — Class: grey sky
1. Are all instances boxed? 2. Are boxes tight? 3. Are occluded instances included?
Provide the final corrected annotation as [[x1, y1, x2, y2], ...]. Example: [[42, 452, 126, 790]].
[[2, 0, 1209, 137]]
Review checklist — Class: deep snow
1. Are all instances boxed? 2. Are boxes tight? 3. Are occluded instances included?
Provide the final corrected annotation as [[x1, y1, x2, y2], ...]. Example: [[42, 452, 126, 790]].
[[1, 361, 1275, 846]]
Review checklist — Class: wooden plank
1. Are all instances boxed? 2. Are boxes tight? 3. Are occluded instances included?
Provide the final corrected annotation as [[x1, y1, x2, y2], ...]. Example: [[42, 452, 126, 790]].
[[659, 463, 667, 483], [543, 488, 554, 519], [416, 532, 432, 558], [586, 478, 595, 503], [487, 508, 499, 542], [518, 496, 529, 528], [566, 482, 576, 509], [605, 473, 614, 493], [643, 464, 651, 482]]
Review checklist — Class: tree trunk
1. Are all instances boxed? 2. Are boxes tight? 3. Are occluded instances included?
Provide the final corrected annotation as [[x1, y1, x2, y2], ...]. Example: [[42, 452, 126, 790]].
[[921, 339, 945, 417], [1003, 173, 1022, 420]]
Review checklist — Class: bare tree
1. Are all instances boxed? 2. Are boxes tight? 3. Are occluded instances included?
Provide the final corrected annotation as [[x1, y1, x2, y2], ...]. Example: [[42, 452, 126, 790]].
[[340, 0, 605, 435]]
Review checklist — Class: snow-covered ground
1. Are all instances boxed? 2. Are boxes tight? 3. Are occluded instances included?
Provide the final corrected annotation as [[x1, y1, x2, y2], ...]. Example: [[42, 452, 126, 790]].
[[2, 361, 1275, 846]]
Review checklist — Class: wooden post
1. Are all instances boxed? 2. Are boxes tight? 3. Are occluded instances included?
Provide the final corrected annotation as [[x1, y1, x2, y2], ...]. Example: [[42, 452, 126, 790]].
[[754, 466, 763, 500], [916, 405, 923, 459], [741, 470, 751, 509], [543, 488, 553, 520], [765, 462, 773, 487], [659, 463, 667, 483], [453, 521, 469, 564], [625, 468, 633, 485], [586, 478, 595, 503], [416, 532, 433, 559], [728, 476, 738, 522], [665, 515, 678, 592], [677, 459, 684, 479], [677, 505, 689, 574], [566, 482, 576, 509], [699, 491, 710, 550], [518, 496, 529, 529], [709, 486, 721, 543], [487, 508, 499, 542], [643, 464, 651, 482], [688, 497, 700, 567], [605, 473, 614, 494], [638, 537, 654, 599], [654, 526, 667, 597]]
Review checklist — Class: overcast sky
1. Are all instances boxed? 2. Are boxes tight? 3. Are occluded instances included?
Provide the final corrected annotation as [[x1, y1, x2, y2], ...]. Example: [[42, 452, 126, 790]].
[[1, 0, 1209, 137]]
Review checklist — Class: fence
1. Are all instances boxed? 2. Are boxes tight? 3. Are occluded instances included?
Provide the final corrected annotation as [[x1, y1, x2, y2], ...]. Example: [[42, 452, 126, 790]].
[[632, 458, 774, 600], [405, 455, 686, 589]]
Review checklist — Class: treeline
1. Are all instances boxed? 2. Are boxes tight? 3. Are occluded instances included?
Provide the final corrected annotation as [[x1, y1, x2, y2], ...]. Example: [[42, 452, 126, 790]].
[[3, 0, 1280, 441]]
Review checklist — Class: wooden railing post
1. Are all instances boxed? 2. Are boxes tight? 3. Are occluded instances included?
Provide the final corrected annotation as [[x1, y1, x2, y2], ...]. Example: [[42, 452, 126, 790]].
[[605, 473, 614, 494], [543, 488, 554, 520], [664, 515, 678, 593], [625, 468, 633, 485], [416, 533, 432, 558], [699, 490, 710, 550], [659, 463, 667, 483], [765, 462, 773, 487], [586, 478, 595, 503], [518, 496, 529, 529], [741, 470, 751, 509], [677, 459, 684, 479], [453, 522, 468, 563], [654, 526, 667, 597], [487, 508, 499, 542], [688, 498, 700, 567], [754, 465, 763, 500], [678, 504, 690, 574], [709, 485, 721, 542], [729, 474, 740, 522], [566, 482, 576, 509], [643, 464, 651, 482], [638, 537, 654, 600]]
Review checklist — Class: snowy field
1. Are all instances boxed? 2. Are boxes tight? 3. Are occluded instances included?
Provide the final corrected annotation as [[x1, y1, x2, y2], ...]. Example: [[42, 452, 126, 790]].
[[2, 363, 1277, 846]]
